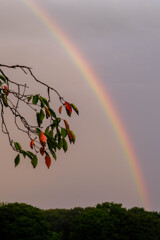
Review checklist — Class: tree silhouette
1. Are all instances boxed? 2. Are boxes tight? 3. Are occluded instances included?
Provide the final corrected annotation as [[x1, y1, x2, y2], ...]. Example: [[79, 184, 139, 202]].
[[0, 64, 79, 168]]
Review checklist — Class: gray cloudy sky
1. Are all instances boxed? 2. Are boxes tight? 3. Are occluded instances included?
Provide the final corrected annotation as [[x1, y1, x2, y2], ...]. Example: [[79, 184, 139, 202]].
[[1, 0, 160, 211]]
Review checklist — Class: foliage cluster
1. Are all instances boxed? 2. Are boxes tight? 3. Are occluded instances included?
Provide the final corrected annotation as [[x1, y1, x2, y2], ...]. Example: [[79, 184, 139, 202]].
[[0, 202, 160, 240], [0, 64, 78, 168]]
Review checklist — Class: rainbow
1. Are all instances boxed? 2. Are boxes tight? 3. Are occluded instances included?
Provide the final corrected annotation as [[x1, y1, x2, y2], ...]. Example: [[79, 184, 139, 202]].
[[21, 0, 151, 210]]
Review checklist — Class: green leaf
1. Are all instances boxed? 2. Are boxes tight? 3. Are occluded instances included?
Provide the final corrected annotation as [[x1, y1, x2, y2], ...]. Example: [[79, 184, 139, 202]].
[[71, 103, 79, 115], [55, 118, 61, 129], [36, 109, 45, 127], [36, 113, 40, 127], [55, 132, 62, 150], [41, 97, 49, 107], [49, 129, 54, 138], [45, 126, 50, 136], [44, 131, 51, 140], [48, 108, 57, 118], [58, 138, 63, 149], [71, 130, 76, 143], [39, 96, 45, 108], [14, 154, 20, 167], [44, 129, 54, 143], [21, 150, 27, 158], [40, 109, 45, 121], [51, 150, 56, 160], [36, 128, 41, 137], [31, 155, 38, 168], [44, 129, 53, 141], [0, 81, 3, 87], [32, 94, 39, 105], [25, 151, 35, 160], [51, 121, 56, 130], [50, 124, 55, 132], [49, 147, 57, 160], [47, 138, 57, 152], [27, 95, 32, 102], [54, 141, 60, 150], [63, 139, 68, 152], [0, 75, 6, 82], [61, 128, 67, 138], [54, 133, 58, 141], [14, 142, 22, 151], [1, 94, 8, 107]]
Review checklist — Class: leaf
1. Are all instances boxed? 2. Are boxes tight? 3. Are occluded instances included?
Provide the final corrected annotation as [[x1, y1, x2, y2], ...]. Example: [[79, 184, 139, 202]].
[[39, 97, 45, 108], [67, 130, 73, 143], [63, 138, 68, 152], [30, 139, 34, 149], [69, 130, 76, 144], [61, 128, 67, 138], [48, 147, 57, 160], [25, 151, 35, 160], [67, 130, 76, 143], [3, 86, 9, 96], [36, 113, 41, 127], [49, 129, 54, 138], [27, 95, 32, 102], [36, 109, 45, 127], [40, 109, 45, 121], [0, 75, 6, 82], [0, 81, 3, 87], [57, 138, 63, 150], [14, 154, 20, 167], [36, 128, 41, 137], [59, 106, 62, 114], [46, 131, 53, 140], [71, 103, 79, 115], [41, 97, 49, 107], [45, 126, 50, 136], [64, 120, 70, 130], [45, 154, 51, 169], [21, 150, 27, 158], [48, 108, 57, 118], [31, 155, 38, 168], [39, 96, 49, 108], [50, 123, 56, 132], [47, 138, 57, 152], [40, 147, 45, 156], [1, 94, 8, 107], [65, 102, 72, 116], [32, 94, 39, 105], [14, 142, 22, 151], [56, 128, 61, 140], [39, 131, 47, 147], [54, 118, 61, 130], [45, 107, 50, 119]]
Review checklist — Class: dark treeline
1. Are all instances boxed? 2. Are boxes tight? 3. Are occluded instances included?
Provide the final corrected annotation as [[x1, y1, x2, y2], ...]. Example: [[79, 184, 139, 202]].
[[0, 202, 160, 240]]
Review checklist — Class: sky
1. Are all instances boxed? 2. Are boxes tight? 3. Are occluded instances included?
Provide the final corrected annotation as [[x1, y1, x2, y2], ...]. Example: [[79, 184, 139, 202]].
[[0, 0, 160, 211]]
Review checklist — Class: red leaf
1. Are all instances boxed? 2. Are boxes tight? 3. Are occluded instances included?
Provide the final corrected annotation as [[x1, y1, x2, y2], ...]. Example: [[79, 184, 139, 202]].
[[45, 154, 51, 169], [30, 139, 34, 149], [65, 102, 72, 115], [40, 147, 45, 156], [67, 130, 73, 143], [64, 119, 70, 130], [39, 131, 47, 147], [4, 86, 9, 96], [59, 106, 62, 114]]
